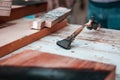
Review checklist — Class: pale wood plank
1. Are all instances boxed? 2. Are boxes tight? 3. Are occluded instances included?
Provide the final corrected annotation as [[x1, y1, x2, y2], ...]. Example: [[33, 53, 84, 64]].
[[0, 0, 12, 16]]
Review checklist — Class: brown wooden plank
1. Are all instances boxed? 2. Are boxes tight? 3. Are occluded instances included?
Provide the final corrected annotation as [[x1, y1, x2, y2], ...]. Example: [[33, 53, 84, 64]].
[[0, 19, 67, 57], [0, 2, 47, 23], [0, 49, 116, 80]]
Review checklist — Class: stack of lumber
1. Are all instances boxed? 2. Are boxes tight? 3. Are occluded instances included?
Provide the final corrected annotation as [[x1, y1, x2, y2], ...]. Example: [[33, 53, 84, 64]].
[[0, 7, 70, 57], [0, 2, 47, 23], [0, 0, 12, 16], [0, 18, 67, 57]]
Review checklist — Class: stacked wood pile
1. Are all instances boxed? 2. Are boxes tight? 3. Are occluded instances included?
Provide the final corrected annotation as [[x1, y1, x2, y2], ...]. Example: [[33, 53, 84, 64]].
[[0, 0, 12, 16]]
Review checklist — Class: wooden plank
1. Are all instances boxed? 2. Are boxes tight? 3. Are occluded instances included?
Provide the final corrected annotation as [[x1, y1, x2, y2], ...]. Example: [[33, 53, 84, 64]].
[[31, 16, 45, 30], [44, 7, 71, 28], [31, 7, 71, 29], [0, 50, 116, 80], [0, 1, 12, 7], [0, 19, 67, 57], [0, 0, 12, 16], [0, 10, 11, 16], [0, 2, 47, 23]]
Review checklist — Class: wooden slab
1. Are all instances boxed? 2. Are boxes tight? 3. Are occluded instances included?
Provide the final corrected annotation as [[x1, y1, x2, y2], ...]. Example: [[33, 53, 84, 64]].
[[0, 50, 116, 80], [31, 7, 71, 29], [0, 19, 67, 57], [44, 7, 71, 28], [0, 2, 47, 23]]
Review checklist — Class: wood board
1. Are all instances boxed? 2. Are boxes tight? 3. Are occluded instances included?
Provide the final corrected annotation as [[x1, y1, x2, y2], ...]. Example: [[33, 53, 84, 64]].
[[0, 49, 116, 80], [0, 19, 67, 57], [0, 0, 12, 16], [31, 7, 71, 29], [0, 2, 47, 23]]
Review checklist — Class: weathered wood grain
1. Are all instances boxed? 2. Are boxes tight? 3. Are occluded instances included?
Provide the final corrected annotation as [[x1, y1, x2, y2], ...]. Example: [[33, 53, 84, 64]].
[[44, 7, 71, 28], [31, 7, 71, 30], [0, 50, 116, 80]]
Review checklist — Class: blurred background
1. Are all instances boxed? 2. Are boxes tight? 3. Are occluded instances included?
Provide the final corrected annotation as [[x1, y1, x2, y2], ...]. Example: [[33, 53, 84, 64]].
[[46, 0, 88, 25], [67, 0, 88, 24], [12, 0, 120, 30]]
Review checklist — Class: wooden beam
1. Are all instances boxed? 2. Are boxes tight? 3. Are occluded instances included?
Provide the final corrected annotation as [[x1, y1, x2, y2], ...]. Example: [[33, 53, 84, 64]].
[[31, 7, 71, 30], [0, 19, 67, 57]]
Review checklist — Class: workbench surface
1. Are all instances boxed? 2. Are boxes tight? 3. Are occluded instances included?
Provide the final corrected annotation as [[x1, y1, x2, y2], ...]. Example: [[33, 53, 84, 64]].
[[0, 19, 120, 80]]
